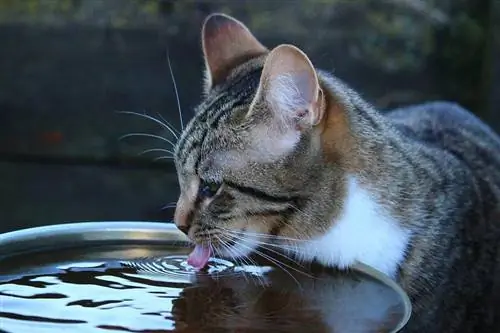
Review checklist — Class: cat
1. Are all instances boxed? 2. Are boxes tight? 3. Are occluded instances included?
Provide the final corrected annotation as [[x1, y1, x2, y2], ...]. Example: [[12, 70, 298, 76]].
[[172, 13, 500, 333]]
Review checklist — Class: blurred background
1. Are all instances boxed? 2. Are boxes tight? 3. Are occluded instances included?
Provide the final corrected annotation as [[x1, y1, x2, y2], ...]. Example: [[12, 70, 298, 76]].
[[0, 0, 498, 234]]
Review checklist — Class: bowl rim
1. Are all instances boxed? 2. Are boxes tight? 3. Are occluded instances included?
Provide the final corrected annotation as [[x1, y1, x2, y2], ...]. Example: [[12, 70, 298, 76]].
[[0, 220, 412, 331]]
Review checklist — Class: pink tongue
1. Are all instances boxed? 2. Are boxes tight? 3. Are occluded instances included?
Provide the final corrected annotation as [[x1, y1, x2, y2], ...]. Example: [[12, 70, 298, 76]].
[[187, 244, 212, 270]]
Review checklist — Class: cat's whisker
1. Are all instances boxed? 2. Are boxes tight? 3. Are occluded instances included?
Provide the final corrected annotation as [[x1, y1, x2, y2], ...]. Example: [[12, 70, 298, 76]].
[[161, 202, 177, 210], [234, 239, 304, 290], [211, 234, 231, 281], [139, 109, 182, 141], [155, 111, 181, 136], [138, 148, 175, 157], [153, 156, 175, 161], [221, 230, 312, 274], [217, 234, 265, 286], [224, 241, 254, 283], [279, 218, 308, 254], [166, 48, 184, 131], [286, 205, 328, 254], [214, 225, 318, 281], [221, 229, 296, 251], [206, 231, 218, 279], [219, 227, 308, 243], [214, 233, 236, 260], [215, 234, 253, 284], [217, 227, 304, 265], [292, 205, 330, 230], [251, 241, 307, 268], [117, 110, 180, 141], [222, 233, 307, 257], [119, 132, 177, 148], [243, 254, 268, 287], [219, 231, 305, 285]]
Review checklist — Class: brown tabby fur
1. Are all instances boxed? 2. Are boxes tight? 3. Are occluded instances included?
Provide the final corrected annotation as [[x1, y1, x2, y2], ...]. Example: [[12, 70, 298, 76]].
[[173, 13, 500, 332]]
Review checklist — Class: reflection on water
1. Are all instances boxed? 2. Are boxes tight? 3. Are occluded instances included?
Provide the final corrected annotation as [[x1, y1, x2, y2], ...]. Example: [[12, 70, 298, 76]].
[[0, 252, 407, 333]]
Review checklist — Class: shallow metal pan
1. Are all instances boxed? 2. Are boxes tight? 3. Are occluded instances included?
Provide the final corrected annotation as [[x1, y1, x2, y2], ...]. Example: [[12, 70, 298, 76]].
[[0, 221, 412, 332]]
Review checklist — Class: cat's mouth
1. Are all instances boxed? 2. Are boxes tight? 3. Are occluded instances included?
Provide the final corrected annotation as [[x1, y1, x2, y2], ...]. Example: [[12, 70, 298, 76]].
[[187, 234, 255, 270], [187, 243, 212, 270], [186, 236, 236, 270]]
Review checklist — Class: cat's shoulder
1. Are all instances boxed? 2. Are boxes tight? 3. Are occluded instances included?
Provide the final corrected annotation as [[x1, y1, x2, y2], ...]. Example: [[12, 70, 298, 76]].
[[383, 101, 498, 137], [385, 100, 500, 149], [386, 101, 485, 129]]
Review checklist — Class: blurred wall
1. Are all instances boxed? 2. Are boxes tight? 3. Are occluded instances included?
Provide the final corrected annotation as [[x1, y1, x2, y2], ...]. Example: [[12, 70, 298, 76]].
[[0, 0, 498, 232]]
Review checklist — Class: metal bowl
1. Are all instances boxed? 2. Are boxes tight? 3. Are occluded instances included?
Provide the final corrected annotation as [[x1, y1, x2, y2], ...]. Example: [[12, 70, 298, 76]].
[[0, 221, 412, 333]]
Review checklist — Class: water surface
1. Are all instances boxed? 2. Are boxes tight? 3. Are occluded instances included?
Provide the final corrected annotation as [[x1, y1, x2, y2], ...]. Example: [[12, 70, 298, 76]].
[[0, 245, 408, 332]]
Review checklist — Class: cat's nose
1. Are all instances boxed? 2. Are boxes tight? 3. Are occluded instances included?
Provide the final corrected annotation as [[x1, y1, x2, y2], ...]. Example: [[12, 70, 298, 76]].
[[175, 212, 192, 235], [174, 201, 193, 236]]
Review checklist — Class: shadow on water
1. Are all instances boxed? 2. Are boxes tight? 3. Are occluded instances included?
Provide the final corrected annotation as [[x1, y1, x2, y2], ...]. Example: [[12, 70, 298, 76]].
[[0, 245, 408, 333]]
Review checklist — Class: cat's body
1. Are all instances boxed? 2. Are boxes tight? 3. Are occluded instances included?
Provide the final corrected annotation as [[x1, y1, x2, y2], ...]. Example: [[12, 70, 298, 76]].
[[386, 102, 500, 332], [173, 13, 500, 332]]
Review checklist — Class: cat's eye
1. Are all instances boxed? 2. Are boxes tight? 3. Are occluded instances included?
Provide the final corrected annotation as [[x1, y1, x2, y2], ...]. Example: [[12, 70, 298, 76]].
[[198, 180, 222, 199]]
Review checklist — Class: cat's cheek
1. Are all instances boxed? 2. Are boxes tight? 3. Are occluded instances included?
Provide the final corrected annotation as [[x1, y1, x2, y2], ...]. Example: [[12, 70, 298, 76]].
[[212, 150, 248, 171]]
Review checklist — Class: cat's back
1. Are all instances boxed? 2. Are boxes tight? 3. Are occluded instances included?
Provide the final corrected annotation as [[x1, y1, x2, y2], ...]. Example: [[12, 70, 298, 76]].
[[386, 101, 500, 194], [385, 101, 500, 332]]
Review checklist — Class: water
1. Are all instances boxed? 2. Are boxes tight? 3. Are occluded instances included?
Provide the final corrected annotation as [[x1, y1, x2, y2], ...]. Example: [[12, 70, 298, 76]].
[[0, 244, 409, 332]]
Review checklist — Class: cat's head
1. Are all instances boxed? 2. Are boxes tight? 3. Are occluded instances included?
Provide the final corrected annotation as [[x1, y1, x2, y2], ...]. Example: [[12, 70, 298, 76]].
[[173, 13, 351, 260]]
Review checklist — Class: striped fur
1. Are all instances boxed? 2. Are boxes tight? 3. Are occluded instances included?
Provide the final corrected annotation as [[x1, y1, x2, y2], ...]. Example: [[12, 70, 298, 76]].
[[173, 13, 500, 333]]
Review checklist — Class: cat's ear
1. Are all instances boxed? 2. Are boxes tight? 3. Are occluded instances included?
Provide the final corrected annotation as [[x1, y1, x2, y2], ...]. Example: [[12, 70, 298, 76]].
[[251, 44, 325, 129], [202, 13, 268, 91], [245, 45, 326, 162]]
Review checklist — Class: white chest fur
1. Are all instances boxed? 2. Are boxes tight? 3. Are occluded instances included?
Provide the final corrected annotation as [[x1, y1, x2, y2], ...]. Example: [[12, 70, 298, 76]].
[[293, 176, 411, 278]]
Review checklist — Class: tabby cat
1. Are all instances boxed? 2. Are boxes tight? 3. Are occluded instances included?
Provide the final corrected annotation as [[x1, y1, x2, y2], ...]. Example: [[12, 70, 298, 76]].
[[172, 13, 500, 332]]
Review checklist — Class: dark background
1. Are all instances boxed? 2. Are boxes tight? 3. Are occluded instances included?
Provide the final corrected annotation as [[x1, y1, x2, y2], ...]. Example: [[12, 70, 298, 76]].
[[0, 0, 499, 234]]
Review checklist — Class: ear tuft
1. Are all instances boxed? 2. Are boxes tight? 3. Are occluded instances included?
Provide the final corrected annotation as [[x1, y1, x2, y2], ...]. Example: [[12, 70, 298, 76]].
[[202, 13, 268, 91]]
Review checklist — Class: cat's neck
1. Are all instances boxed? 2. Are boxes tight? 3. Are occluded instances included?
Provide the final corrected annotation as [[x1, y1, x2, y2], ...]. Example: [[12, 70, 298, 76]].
[[295, 72, 416, 277], [318, 71, 419, 209], [294, 175, 411, 278]]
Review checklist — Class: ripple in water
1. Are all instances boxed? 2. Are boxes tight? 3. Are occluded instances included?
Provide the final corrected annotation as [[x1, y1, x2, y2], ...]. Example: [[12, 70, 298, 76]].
[[0, 253, 408, 333], [121, 255, 272, 280], [122, 255, 235, 275]]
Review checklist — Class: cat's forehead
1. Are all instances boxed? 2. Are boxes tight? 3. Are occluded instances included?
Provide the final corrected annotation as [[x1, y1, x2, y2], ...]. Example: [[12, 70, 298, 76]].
[[174, 62, 264, 176], [175, 112, 245, 179]]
